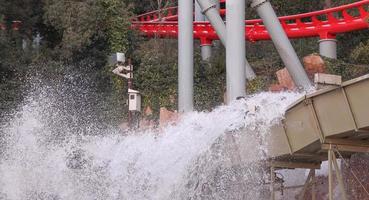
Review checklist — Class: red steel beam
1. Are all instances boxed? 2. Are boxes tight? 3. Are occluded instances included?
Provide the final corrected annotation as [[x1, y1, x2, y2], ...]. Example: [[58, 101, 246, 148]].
[[131, 0, 369, 44]]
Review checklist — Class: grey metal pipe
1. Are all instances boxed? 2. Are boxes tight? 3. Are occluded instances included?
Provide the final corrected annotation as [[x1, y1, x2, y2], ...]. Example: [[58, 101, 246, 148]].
[[251, 0, 312, 90], [226, 0, 246, 102], [197, 0, 226, 44], [245, 59, 256, 80], [196, 0, 256, 80], [178, 0, 194, 112], [319, 39, 337, 59], [201, 44, 212, 61], [196, 1, 212, 61], [210, 0, 220, 10], [195, 1, 205, 22]]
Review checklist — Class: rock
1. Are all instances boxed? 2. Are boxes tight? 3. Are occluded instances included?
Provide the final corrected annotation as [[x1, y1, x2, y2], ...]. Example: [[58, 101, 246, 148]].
[[140, 118, 156, 130], [269, 68, 296, 92], [303, 54, 326, 80], [159, 107, 179, 128], [144, 106, 153, 116], [269, 84, 286, 92], [276, 68, 296, 90], [270, 54, 328, 92]]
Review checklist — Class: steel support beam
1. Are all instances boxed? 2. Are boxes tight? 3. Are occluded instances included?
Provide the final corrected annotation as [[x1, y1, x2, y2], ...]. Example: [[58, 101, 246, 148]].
[[196, 0, 256, 80], [196, 0, 212, 61], [319, 38, 338, 59], [178, 0, 194, 112], [195, 1, 205, 22], [251, 0, 312, 90], [328, 150, 333, 200], [332, 152, 348, 200], [201, 44, 212, 61], [270, 166, 275, 200], [298, 169, 314, 200], [226, 0, 246, 102], [312, 169, 316, 200]]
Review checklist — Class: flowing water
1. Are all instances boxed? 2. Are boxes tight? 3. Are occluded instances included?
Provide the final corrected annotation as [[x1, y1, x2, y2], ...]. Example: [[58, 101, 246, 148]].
[[0, 73, 304, 200]]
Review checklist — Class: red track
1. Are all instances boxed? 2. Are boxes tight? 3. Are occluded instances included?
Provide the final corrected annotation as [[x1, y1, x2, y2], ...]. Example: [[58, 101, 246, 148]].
[[131, 1, 369, 45]]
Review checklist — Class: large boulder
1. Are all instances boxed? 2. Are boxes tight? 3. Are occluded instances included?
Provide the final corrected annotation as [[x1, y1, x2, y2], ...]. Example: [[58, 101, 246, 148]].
[[303, 54, 326, 80]]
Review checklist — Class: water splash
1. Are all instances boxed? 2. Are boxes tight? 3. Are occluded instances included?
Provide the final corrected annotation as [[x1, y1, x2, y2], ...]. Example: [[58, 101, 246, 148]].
[[0, 78, 303, 199]]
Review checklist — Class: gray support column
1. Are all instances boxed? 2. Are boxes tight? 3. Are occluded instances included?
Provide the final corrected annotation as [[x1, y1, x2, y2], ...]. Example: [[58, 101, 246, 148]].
[[319, 38, 337, 59], [210, 0, 220, 10], [195, 1, 205, 22], [226, 0, 246, 102], [178, 0, 194, 112], [328, 150, 333, 200], [197, 0, 226, 44], [245, 59, 256, 80], [196, 1, 211, 61], [201, 44, 212, 61], [270, 167, 275, 200], [196, 0, 256, 80], [251, 0, 312, 90]]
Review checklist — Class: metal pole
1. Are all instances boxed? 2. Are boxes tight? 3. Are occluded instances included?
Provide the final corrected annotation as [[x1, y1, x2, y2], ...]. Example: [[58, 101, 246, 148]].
[[226, 0, 246, 102], [201, 44, 212, 61], [196, 0, 226, 44], [195, 1, 205, 22], [196, 0, 212, 61], [178, 0, 194, 112], [312, 169, 316, 200], [251, 0, 312, 90], [196, 0, 256, 80], [213, 0, 220, 10], [328, 150, 333, 200], [298, 169, 314, 200], [128, 59, 133, 129], [270, 166, 275, 200], [332, 151, 348, 200], [319, 38, 337, 59]]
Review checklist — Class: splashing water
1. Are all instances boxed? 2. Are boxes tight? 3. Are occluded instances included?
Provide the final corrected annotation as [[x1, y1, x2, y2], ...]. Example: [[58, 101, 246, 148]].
[[0, 76, 303, 199]]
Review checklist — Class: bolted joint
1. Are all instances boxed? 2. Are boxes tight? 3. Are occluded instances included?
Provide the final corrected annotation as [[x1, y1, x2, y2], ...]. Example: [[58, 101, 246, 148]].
[[251, 0, 269, 9], [196, 0, 217, 15]]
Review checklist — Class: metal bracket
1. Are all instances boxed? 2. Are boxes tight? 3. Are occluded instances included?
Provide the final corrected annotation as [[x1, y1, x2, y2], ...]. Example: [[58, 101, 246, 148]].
[[197, 0, 217, 15], [251, 0, 268, 9]]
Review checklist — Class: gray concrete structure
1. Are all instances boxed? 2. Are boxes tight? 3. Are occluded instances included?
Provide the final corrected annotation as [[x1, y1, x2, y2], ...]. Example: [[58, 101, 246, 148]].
[[226, 0, 246, 102], [319, 38, 337, 59], [196, 0, 256, 80], [251, 0, 312, 90], [178, 0, 194, 112]]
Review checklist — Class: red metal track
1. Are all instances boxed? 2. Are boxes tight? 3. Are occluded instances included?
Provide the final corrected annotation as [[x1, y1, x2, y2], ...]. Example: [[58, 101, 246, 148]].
[[131, 1, 369, 45]]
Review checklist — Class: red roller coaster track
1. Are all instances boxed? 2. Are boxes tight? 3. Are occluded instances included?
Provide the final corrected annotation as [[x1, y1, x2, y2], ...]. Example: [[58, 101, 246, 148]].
[[131, 0, 369, 45]]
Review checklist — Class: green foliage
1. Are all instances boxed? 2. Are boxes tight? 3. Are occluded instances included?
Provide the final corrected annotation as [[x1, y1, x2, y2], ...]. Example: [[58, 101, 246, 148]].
[[100, 0, 132, 53], [194, 52, 225, 111], [350, 39, 369, 64], [247, 77, 267, 94], [135, 39, 178, 118], [324, 57, 369, 81], [42, 0, 133, 59], [1, 0, 369, 123]]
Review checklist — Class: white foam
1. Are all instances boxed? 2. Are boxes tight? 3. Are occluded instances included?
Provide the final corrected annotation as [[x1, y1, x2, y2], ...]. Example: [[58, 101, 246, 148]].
[[0, 91, 303, 200]]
